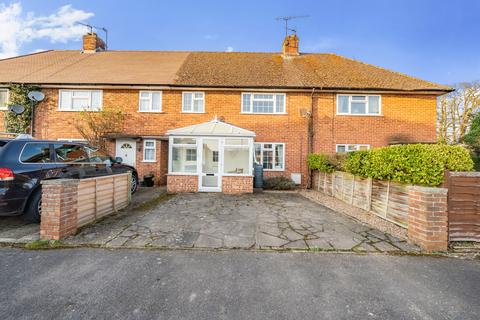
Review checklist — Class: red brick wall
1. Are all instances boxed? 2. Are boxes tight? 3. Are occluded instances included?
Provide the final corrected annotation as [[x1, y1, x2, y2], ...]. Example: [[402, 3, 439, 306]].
[[407, 186, 449, 252], [21, 89, 438, 188], [313, 93, 438, 152], [222, 176, 253, 194], [167, 175, 198, 193], [40, 180, 79, 240]]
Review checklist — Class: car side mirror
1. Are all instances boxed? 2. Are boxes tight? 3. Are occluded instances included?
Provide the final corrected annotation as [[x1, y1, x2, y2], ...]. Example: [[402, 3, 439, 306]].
[[115, 157, 123, 164]]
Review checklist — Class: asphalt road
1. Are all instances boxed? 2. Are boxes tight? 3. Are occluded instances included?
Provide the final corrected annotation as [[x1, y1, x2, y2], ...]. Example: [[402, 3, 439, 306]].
[[0, 249, 478, 320]]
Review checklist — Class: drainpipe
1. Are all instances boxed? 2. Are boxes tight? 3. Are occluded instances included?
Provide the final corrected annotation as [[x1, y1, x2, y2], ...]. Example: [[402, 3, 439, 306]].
[[306, 87, 316, 189]]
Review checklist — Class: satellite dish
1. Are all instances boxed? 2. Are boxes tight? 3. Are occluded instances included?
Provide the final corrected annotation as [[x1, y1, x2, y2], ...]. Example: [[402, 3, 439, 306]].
[[8, 104, 25, 115], [27, 91, 45, 102]]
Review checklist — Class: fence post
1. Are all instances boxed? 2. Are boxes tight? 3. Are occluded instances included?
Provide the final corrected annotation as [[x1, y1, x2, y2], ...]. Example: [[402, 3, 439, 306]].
[[317, 171, 321, 191], [384, 180, 390, 218], [351, 175, 355, 204], [367, 177, 373, 211]]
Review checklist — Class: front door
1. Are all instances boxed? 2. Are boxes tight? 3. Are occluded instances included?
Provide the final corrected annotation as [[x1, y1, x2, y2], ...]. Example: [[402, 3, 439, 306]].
[[199, 138, 221, 192], [116, 139, 136, 167]]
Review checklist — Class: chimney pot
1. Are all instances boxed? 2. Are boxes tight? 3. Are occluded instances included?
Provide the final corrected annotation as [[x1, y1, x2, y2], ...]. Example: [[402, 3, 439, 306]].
[[82, 32, 106, 53], [282, 34, 300, 56]]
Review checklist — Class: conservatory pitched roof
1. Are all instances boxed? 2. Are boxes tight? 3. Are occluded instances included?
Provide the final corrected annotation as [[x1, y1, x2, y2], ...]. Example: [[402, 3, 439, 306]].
[[167, 119, 255, 137]]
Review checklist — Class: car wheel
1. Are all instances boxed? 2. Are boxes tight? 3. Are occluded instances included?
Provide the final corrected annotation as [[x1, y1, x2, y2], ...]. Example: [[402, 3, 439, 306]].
[[23, 189, 41, 223], [131, 174, 138, 194]]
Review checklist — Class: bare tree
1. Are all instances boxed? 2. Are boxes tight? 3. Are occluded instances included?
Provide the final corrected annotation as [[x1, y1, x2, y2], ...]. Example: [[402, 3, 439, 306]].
[[75, 108, 125, 152], [437, 82, 480, 144]]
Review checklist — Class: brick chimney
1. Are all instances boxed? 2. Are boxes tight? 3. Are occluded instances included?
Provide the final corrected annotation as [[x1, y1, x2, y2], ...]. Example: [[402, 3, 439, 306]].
[[82, 32, 106, 53], [282, 34, 299, 56]]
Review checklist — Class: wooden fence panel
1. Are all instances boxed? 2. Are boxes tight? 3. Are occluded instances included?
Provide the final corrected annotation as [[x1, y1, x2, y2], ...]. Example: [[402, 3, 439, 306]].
[[76, 173, 131, 228], [446, 172, 480, 242]]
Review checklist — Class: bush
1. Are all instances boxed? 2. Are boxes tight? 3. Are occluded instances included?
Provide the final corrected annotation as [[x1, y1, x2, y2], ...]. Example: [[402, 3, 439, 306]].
[[307, 153, 346, 173], [343, 144, 474, 186], [472, 154, 480, 171], [263, 176, 296, 190]]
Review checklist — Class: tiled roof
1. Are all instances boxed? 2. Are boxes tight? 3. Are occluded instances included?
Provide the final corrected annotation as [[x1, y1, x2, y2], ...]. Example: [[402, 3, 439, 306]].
[[0, 50, 451, 92]]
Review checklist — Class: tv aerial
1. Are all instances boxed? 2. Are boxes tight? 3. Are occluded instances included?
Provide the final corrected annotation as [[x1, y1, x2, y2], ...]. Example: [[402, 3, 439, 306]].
[[276, 15, 309, 36], [78, 22, 109, 50]]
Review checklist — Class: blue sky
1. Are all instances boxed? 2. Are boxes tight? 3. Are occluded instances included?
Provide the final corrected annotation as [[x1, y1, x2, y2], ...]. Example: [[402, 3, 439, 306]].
[[1, 0, 479, 85]]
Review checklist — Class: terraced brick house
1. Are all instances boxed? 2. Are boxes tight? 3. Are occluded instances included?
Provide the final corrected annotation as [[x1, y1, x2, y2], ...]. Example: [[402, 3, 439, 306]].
[[0, 32, 451, 193]]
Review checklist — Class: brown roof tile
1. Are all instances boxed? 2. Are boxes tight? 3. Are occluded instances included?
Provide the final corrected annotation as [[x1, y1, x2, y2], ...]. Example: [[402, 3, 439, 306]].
[[0, 50, 451, 92]]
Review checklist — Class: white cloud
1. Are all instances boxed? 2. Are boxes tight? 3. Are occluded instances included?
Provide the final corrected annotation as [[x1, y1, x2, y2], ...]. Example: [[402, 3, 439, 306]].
[[203, 34, 218, 40], [0, 3, 94, 59], [226, 46, 233, 52]]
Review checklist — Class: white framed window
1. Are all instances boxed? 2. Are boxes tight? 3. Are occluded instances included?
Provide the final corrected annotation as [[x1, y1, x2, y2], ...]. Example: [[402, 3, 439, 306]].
[[241, 93, 286, 114], [336, 95, 381, 115], [139, 91, 162, 112], [336, 144, 370, 153], [143, 139, 156, 162], [254, 142, 285, 171], [223, 138, 251, 175], [170, 137, 198, 173], [0, 89, 9, 110], [182, 92, 205, 113], [58, 90, 102, 111]]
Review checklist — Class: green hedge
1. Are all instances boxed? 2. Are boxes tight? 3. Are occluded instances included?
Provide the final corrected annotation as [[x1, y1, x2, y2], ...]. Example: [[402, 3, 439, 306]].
[[307, 153, 338, 173], [343, 144, 474, 186]]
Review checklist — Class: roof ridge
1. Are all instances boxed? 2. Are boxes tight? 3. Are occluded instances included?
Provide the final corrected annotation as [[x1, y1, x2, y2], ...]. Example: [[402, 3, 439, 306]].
[[325, 53, 451, 90], [0, 50, 53, 62]]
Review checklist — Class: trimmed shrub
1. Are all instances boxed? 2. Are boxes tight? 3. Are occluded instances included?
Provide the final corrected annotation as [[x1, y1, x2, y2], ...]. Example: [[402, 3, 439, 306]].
[[472, 154, 480, 171], [263, 176, 296, 190], [343, 144, 474, 186], [307, 153, 346, 173]]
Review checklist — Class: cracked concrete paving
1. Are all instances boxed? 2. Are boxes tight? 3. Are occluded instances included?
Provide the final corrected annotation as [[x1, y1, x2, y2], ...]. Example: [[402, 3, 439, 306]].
[[65, 192, 420, 253]]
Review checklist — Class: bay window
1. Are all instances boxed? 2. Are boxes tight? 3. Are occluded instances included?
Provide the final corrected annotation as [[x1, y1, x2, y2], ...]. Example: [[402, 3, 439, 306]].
[[59, 90, 102, 111], [337, 95, 381, 115], [254, 143, 285, 170], [242, 93, 286, 114]]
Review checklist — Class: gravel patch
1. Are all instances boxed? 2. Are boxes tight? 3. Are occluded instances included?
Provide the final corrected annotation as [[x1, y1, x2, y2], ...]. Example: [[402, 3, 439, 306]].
[[299, 189, 408, 240]]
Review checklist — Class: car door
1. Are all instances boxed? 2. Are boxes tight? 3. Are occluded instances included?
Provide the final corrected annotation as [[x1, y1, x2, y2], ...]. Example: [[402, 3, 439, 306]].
[[51, 143, 93, 178], [16, 142, 53, 199]]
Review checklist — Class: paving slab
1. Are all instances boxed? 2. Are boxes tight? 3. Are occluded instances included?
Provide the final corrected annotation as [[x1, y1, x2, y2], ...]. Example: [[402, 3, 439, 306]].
[[65, 192, 419, 253]]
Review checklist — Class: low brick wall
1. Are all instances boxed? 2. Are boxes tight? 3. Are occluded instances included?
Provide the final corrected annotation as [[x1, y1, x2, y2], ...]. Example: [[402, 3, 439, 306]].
[[408, 186, 448, 252], [311, 171, 449, 252], [40, 173, 131, 240], [222, 176, 253, 194], [167, 175, 198, 193]]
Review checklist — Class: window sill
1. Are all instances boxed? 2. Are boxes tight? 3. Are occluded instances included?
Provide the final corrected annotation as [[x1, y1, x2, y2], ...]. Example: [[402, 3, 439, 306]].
[[335, 113, 383, 117], [57, 109, 102, 112], [141, 160, 157, 163], [241, 112, 287, 115], [181, 111, 206, 114], [138, 111, 163, 113]]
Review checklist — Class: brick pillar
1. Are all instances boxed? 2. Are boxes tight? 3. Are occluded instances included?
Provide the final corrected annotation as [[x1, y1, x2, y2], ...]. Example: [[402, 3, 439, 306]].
[[40, 180, 79, 240], [407, 186, 448, 252]]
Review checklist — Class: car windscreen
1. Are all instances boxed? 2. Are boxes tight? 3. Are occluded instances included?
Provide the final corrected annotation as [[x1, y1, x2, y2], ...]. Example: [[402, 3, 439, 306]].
[[85, 146, 112, 164]]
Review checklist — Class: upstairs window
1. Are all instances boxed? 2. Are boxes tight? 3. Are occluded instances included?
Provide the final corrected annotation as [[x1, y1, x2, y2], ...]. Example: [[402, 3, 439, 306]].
[[337, 95, 381, 115], [182, 92, 205, 113], [0, 89, 9, 110], [336, 144, 370, 153], [59, 90, 102, 111], [242, 93, 286, 114], [139, 91, 162, 112]]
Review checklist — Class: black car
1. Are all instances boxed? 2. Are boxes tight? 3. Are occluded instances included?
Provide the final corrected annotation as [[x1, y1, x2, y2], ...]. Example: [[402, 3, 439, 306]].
[[0, 137, 138, 222]]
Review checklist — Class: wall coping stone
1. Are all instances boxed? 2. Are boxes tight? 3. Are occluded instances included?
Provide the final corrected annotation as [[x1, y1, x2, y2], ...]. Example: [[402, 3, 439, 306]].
[[408, 185, 448, 194]]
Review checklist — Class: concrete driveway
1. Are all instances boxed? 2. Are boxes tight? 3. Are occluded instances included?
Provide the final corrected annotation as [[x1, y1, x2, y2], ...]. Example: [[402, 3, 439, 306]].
[[67, 192, 418, 253]]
